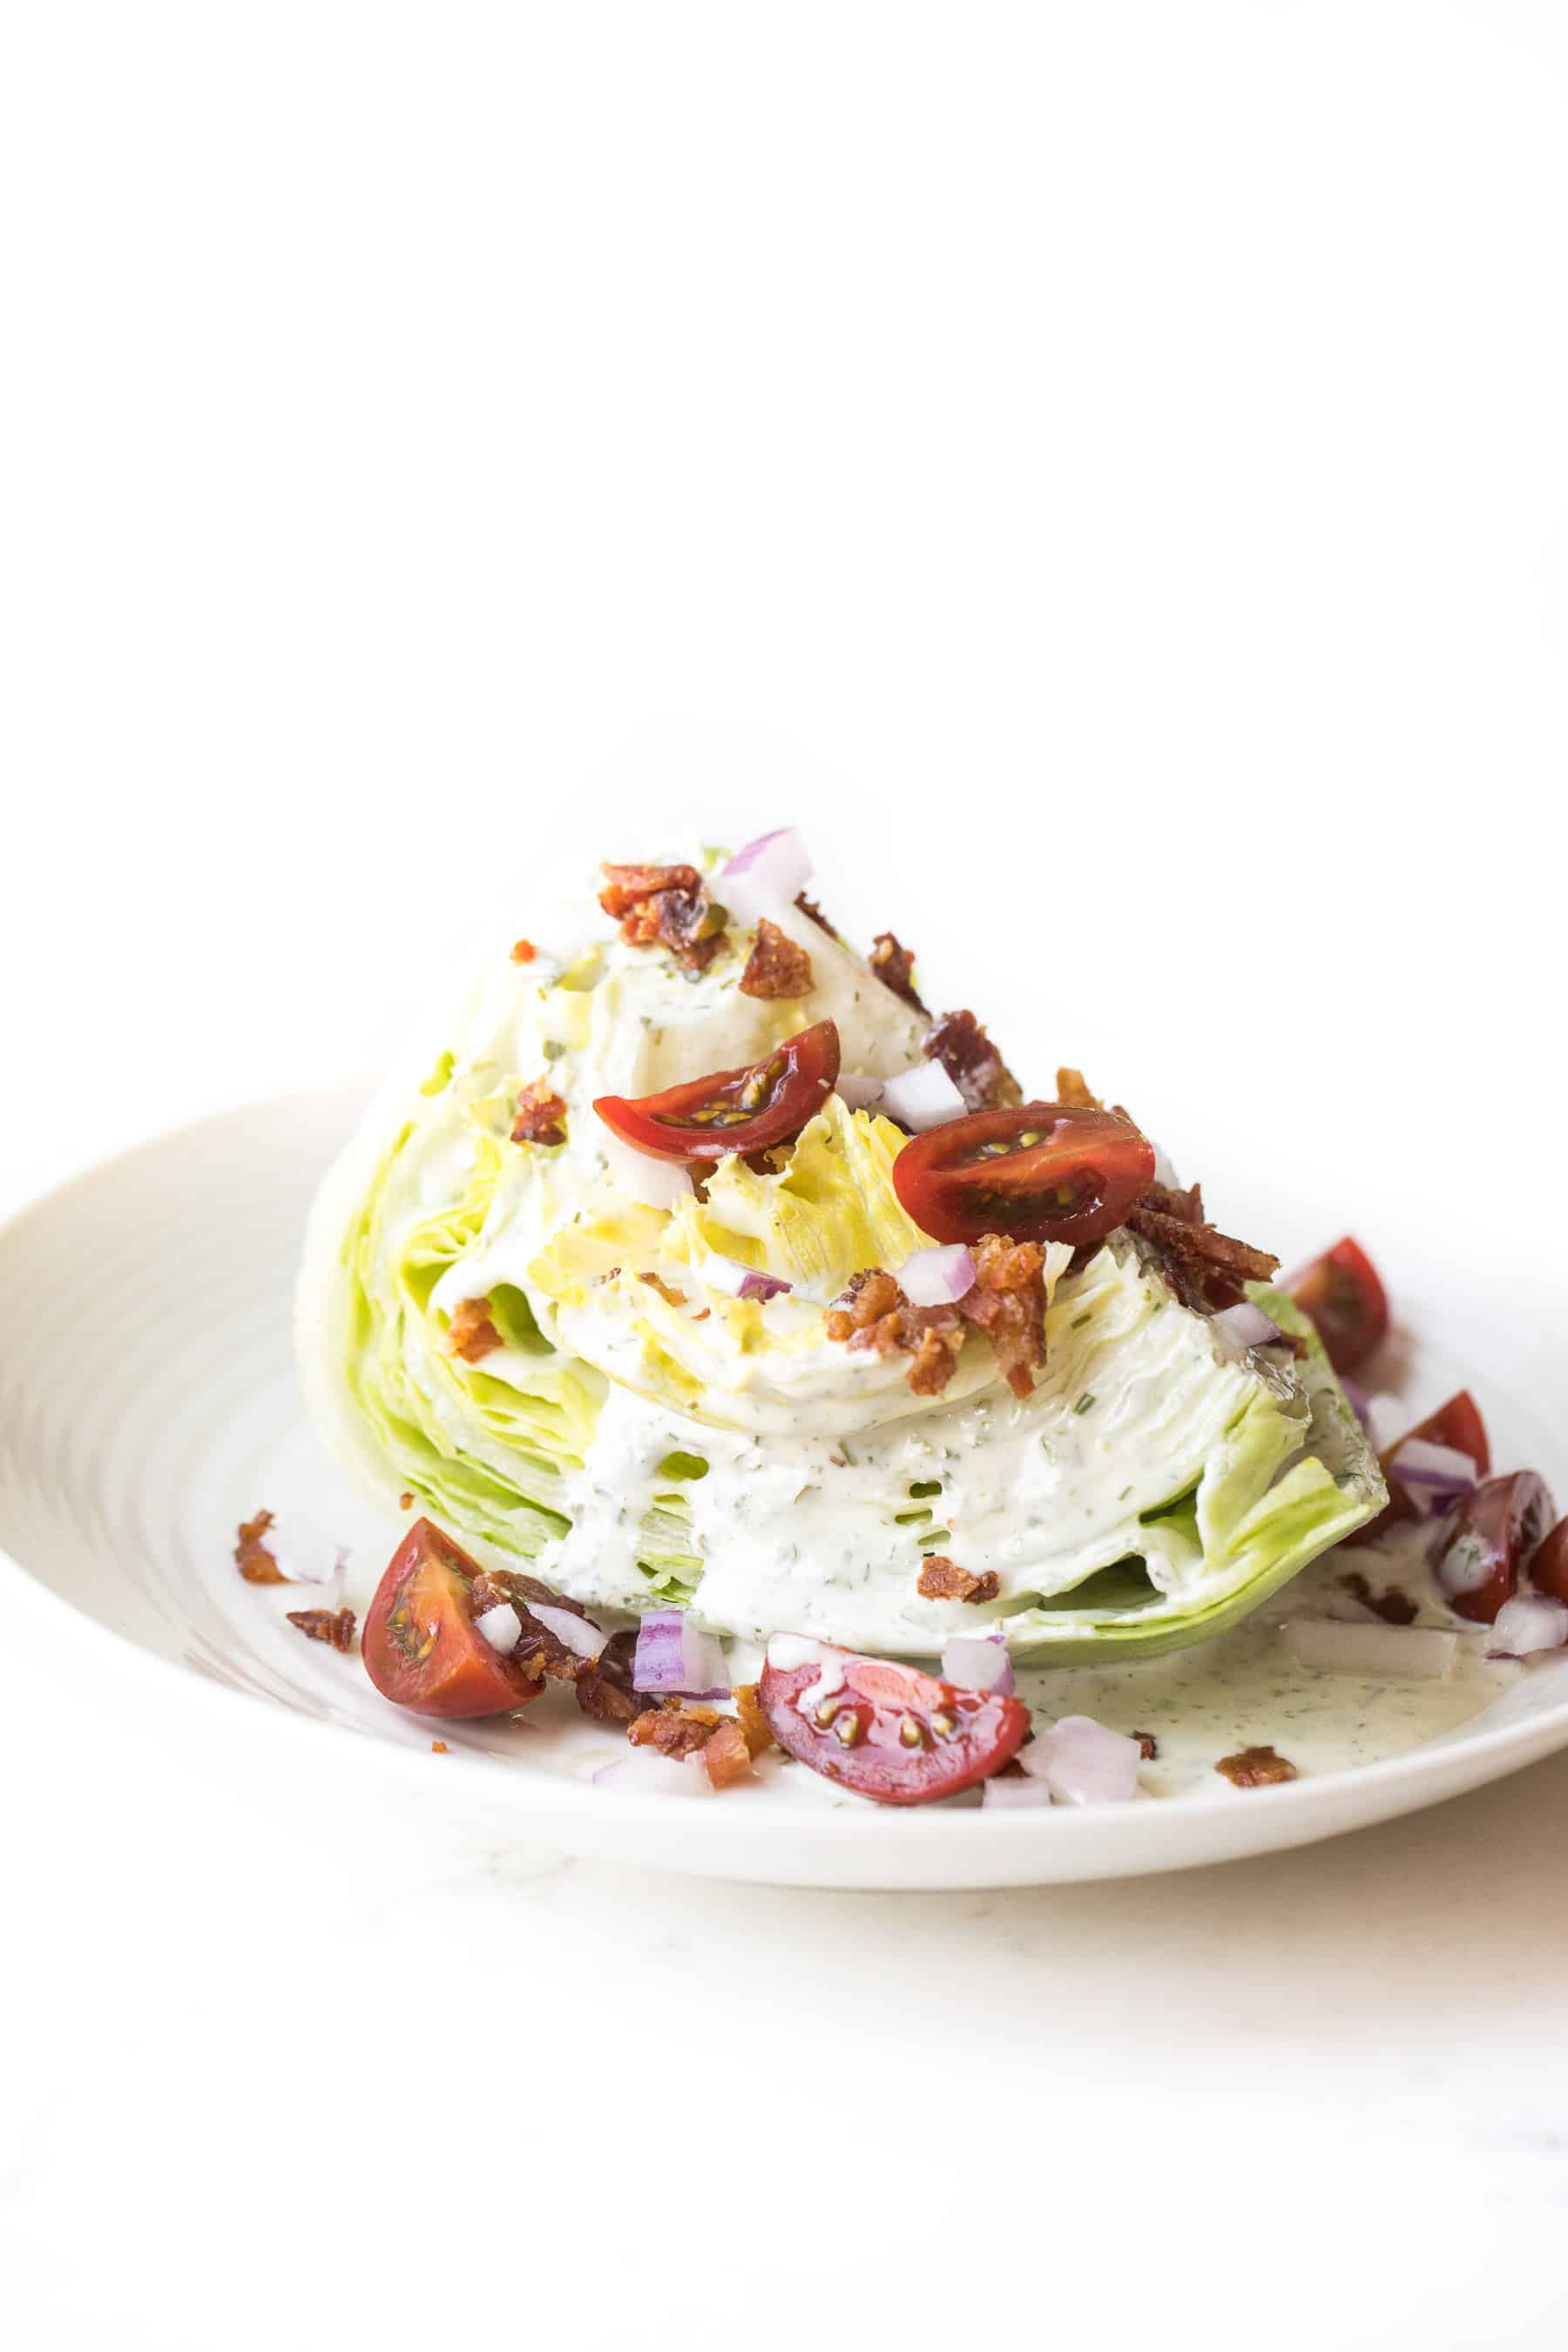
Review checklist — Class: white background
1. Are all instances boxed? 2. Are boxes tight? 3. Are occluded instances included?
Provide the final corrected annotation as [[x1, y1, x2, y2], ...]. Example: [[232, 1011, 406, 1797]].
[[3, 4, 1567, 2347]]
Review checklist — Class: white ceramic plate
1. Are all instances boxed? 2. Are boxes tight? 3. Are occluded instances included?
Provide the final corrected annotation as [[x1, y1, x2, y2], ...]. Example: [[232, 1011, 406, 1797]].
[[4, 1081, 1567, 1890]]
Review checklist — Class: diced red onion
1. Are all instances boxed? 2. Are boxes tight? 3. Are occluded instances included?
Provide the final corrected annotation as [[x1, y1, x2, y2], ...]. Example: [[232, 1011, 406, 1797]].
[[877, 1061, 967, 1132], [1488, 1594, 1568, 1660], [1019, 1715, 1145, 1805], [941, 1632, 1014, 1694], [474, 1600, 523, 1656], [632, 1608, 730, 1698], [835, 1073, 886, 1112], [1212, 1301, 1288, 1355], [1340, 1375, 1372, 1431], [525, 1601, 609, 1661], [982, 1773, 1055, 1808], [899, 1244, 976, 1308], [703, 1254, 792, 1303], [718, 828, 813, 923], [1388, 1436, 1479, 1517], [592, 1749, 713, 1797], [256, 1514, 349, 1587], [600, 1129, 693, 1208], [1284, 1618, 1457, 1680]]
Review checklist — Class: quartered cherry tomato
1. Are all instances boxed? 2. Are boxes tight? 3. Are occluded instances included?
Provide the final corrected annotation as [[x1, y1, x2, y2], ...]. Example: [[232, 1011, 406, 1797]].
[[1429, 1471, 1557, 1625], [362, 1518, 546, 1719], [760, 1642, 1029, 1805], [890, 1103, 1155, 1250], [1285, 1235, 1388, 1374], [1364, 1389, 1491, 1539], [1529, 1518, 1568, 1607], [593, 1019, 840, 1163]]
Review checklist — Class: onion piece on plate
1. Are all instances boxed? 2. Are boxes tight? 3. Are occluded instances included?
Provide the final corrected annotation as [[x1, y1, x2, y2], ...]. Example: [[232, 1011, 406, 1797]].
[[474, 1600, 523, 1656], [702, 1254, 792, 1304], [1386, 1436, 1479, 1517], [1488, 1594, 1568, 1660], [1018, 1714, 1145, 1805], [525, 1600, 609, 1661], [592, 1749, 713, 1797], [633, 1609, 730, 1698], [1283, 1618, 1457, 1680], [941, 1632, 1014, 1694], [835, 1073, 886, 1112]]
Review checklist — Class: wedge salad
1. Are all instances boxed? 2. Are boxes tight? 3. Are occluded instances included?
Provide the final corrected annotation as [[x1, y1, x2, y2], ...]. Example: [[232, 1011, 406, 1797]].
[[285, 829, 1565, 1808]]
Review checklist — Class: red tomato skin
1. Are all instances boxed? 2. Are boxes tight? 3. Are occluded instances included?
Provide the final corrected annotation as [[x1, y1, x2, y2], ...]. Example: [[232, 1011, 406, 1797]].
[[760, 1646, 1029, 1806], [1363, 1389, 1492, 1541], [1529, 1519, 1568, 1607], [891, 1104, 1156, 1250], [362, 1518, 545, 1719], [592, 1020, 840, 1162], [1430, 1472, 1557, 1625], [1286, 1236, 1389, 1374]]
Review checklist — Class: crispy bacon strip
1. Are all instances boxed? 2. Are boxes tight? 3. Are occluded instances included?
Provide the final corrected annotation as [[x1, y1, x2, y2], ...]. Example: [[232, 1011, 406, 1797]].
[[740, 916, 814, 1000], [1055, 1066, 1102, 1111], [446, 1296, 504, 1363], [794, 891, 837, 937], [638, 1272, 688, 1308], [599, 862, 727, 972], [1126, 1181, 1280, 1314], [868, 931, 927, 1015], [733, 1682, 776, 1759], [286, 1606, 357, 1653], [234, 1511, 285, 1585], [575, 1628, 645, 1725], [1215, 1744, 1299, 1788], [1340, 1571, 1419, 1626], [923, 1009, 1022, 1112], [629, 1705, 723, 1761], [470, 1570, 604, 1688], [511, 1077, 568, 1146], [916, 1555, 1001, 1604]]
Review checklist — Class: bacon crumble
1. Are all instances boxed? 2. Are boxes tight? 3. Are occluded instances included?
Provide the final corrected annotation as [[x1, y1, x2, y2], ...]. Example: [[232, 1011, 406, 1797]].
[[286, 1606, 357, 1653], [1132, 1730, 1159, 1761], [599, 862, 727, 972], [445, 1295, 504, 1363], [638, 1272, 688, 1308], [234, 1511, 286, 1585], [1125, 1180, 1281, 1315], [916, 1555, 1001, 1604], [739, 916, 814, 1000], [510, 937, 537, 963], [629, 1705, 723, 1761], [868, 932, 927, 1015], [431, 1740, 449, 1754], [1055, 1066, 1102, 1111], [733, 1682, 777, 1759], [511, 1077, 568, 1146], [959, 1233, 1049, 1400], [470, 1570, 599, 1688], [1215, 1744, 1299, 1788], [1339, 1571, 1419, 1627], [923, 1009, 1022, 1112], [826, 1235, 1049, 1401], [575, 1628, 645, 1726], [794, 892, 837, 937]]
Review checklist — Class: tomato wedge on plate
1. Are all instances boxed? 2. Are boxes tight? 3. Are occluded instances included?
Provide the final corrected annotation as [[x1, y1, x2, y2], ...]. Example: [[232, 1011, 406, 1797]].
[[1528, 1518, 1568, 1607], [760, 1640, 1029, 1805], [890, 1104, 1155, 1250], [1285, 1235, 1388, 1374], [1429, 1471, 1556, 1625], [593, 1019, 840, 1163], [1363, 1389, 1491, 1540], [362, 1518, 546, 1719]]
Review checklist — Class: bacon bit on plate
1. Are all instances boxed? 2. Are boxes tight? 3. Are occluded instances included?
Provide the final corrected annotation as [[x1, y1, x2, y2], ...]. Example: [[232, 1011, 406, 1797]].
[[234, 1510, 286, 1585], [399, 1491, 415, 1510], [575, 1629, 645, 1726], [1215, 1744, 1299, 1788], [1132, 1729, 1159, 1760], [868, 931, 927, 1014], [733, 1681, 777, 1759], [445, 1295, 504, 1363], [286, 1606, 357, 1653], [739, 916, 814, 1000], [638, 1271, 688, 1308], [1340, 1571, 1419, 1626], [916, 1555, 1002, 1604], [598, 861, 727, 972], [1125, 1180, 1281, 1315], [794, 891, 837, 937], [699, 1720, 754, 1788], [511, 1078, 568, 1146], [510, 937, 537, 963], [629, 1704, 723, 1761], [431, 1740, 449, 1754], [923, 1009, 1022, 1112], [1056, 1066, 1102, 1111]]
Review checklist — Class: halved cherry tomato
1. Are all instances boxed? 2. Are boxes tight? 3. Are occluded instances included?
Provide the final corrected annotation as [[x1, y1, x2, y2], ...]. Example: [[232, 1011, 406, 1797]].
[[362, 1518, 546, 1718], [593, 1019, 840, 1164], [1285, 1236, 1388, 1374], [1529, 1518, 1568, 1607], [1363, 1389, 1492, 1540], [760, 1642, 1029, 1805], [890, 1104, 1156, 1250], [1429, 1471, 1556, 1625]]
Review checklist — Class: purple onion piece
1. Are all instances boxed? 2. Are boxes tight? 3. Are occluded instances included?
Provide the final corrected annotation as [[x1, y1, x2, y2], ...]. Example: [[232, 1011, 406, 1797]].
[[632, 1609, 730, 1698], [941, 1632, 1014, 1694]]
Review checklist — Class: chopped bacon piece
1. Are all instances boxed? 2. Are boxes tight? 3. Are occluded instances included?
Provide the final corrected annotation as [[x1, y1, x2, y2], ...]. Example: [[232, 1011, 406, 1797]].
[[908, 1324, 962, 1396], [1215, 1744, 1299, 1788], [629, 1705, 723, 1761], [234, 1510, 285, 1585], [1126, 1181, 1279, 1314], [733, 1681, 776, 1759], [1056, 1066, 1102, 1111], [794, 891, 837, 937], [511, 1078, 568, 1146], [575, 1628, 644, 1726], [470, 1570, 603, 1686], [445, 1296, 504, 1363], [956, 1233, 1048, 1400], [398, 1491, 415, 1511], [286, 1605, 357, 1653], [740, 916, 814, 1000], [868, 931, 927, 1015], [916, 1555, 1001, 1604], [510, 937, 537, 963], [431, 1740, 449, 1754], [923, 1010, 1022, 1112], [638, 1272, 687, 1308], [598, 862, 727, 972], [1340, 1571, 1419, 1627], [1132, 1730, 1159, 1761], [700, 1720, 754, 1788]]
